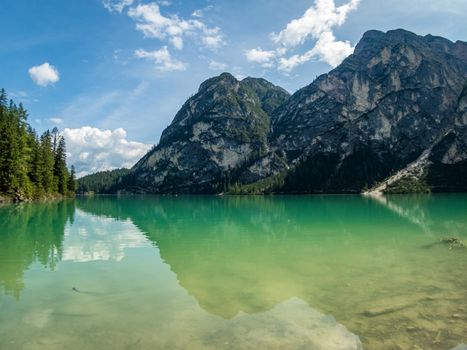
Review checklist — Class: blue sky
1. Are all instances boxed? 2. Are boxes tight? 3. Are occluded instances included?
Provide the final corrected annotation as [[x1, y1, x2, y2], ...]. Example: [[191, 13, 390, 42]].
[[1, 0, 466, 176]]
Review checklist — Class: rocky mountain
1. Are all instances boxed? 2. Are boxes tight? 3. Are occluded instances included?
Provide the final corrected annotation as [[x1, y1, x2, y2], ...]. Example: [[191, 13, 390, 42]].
[[131, 73, 290, 193], [94, 29, 467, 195], [424, 81, 467, 191], [273, 29, 467, 193], [369, 81, 467, 194]]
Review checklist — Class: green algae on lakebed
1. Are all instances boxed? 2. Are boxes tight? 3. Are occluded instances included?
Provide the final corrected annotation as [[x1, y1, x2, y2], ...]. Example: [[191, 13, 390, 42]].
[[0, 194, 466, 349]]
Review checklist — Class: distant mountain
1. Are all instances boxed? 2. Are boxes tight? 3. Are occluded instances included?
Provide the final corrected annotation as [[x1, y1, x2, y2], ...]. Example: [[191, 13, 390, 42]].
[[83, 29, 467, 195]]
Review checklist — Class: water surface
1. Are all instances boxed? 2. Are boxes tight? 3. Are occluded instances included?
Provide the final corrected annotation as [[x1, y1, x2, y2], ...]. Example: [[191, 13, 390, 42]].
[[0, 195, 466, 349]]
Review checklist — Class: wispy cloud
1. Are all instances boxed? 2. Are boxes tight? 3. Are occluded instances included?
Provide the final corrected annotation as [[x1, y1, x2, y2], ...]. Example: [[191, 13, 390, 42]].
[[57, 81, 179, 144], [49, 117, 63, 125], [135, 47, 187, 71], [128, 3, 224, 51], [245, 0, 360, 71], [192, 9, 203, 18], [102, 0, 134, 13]]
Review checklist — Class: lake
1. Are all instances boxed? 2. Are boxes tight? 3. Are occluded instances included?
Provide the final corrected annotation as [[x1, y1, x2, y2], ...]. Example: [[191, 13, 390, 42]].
[[0, 195, 466, 350]]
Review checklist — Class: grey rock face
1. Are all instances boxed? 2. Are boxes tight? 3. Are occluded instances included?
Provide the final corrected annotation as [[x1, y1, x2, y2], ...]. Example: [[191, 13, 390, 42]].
[[133, 73, 290, 193], [273, 29, 467, 192], [424, 82, 467, 191]]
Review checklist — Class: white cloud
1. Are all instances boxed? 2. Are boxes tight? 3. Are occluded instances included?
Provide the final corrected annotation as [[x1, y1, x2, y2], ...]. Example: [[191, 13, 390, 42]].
[[102, 0, 134, 13], [271, 0, 360, 47], [201, 27, 224, 49], [135, 47, 187, 71], [192, 9, 203, 18], [246, 0, 360, 71], [49, 117, 63, 125], [208, 60, 227, 71], [10, 90, 28, 98], [308, 31, 354, 68], [128, 3, 224, 50], [277, 31, 354, 71], [63, 126, 152, 178], [28, 62, 60, 87], [245, 48, 277, 68]]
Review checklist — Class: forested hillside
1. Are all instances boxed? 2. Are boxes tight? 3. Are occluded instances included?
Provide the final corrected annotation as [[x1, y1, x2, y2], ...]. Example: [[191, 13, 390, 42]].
[[0, 89, 75, 202], [77, 168, 131, 194]]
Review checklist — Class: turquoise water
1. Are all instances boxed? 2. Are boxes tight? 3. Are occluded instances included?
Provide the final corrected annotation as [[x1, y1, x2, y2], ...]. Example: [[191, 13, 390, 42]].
[[0, 195, 466, 349]]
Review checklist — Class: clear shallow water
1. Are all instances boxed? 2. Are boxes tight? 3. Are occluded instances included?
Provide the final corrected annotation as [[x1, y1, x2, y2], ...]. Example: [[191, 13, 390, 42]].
[[0, 195, 466, 350]]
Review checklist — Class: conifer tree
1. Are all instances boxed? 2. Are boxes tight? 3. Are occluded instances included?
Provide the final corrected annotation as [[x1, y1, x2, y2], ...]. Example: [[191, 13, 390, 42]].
[[28, 130, 44, 196], [67, 165, 77, 193], [40, 130, 55, 193], [54, 136, 68, 195], [0, 89, 75, 200]]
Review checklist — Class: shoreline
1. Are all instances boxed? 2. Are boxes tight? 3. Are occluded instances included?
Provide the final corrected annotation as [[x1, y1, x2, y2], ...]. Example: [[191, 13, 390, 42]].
[[0, 193, 74, 205]]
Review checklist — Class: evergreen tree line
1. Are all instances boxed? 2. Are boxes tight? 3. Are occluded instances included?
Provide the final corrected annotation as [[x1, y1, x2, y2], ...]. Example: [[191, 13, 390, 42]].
[[0, 89, 76, 200], [77, 168, 131, 194]]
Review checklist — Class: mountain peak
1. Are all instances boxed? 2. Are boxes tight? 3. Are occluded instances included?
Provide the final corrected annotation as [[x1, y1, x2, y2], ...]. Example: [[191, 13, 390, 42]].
[[198, 72, 238, 92], [354, 29, 421, 56]]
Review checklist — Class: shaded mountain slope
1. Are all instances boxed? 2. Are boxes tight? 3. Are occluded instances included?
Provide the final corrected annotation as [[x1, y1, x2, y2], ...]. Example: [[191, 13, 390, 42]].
[[273, 29, 467, 193]]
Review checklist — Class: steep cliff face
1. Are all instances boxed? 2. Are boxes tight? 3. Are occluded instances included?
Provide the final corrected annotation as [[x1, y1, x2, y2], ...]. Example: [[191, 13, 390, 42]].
[[363, 81, 467, 195], [424, 81, 467, 192], [133, 73, 290, 193], [273, 29, 467, 193]]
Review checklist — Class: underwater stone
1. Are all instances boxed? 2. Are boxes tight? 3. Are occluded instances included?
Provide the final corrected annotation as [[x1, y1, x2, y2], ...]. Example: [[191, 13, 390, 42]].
[[451, 345, 467, 350], [205, 297, 363, 350]]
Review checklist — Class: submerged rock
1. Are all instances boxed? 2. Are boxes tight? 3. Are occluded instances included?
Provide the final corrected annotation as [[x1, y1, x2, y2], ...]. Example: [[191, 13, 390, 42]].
[[451, 345, 467, 350], [422, 237, 466, 250], [440, 237, 466, 249], [204, 298, 362, 350]]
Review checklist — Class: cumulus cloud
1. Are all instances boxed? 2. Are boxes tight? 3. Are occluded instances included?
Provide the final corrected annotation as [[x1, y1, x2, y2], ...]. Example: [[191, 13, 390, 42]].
[[28, 62, 60, 87], [63, 127, 152, 178], [135, 47, 186, 71], [128, 3, 224, 50], [277, 31, 355, 71], [271, 0, 359, 47], [245, 0, 360, 71], [102, 0, 134, 13]]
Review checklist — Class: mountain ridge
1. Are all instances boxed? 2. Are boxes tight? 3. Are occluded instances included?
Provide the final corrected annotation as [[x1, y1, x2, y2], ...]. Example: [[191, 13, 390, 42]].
[[78, 29, 467, 195]]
